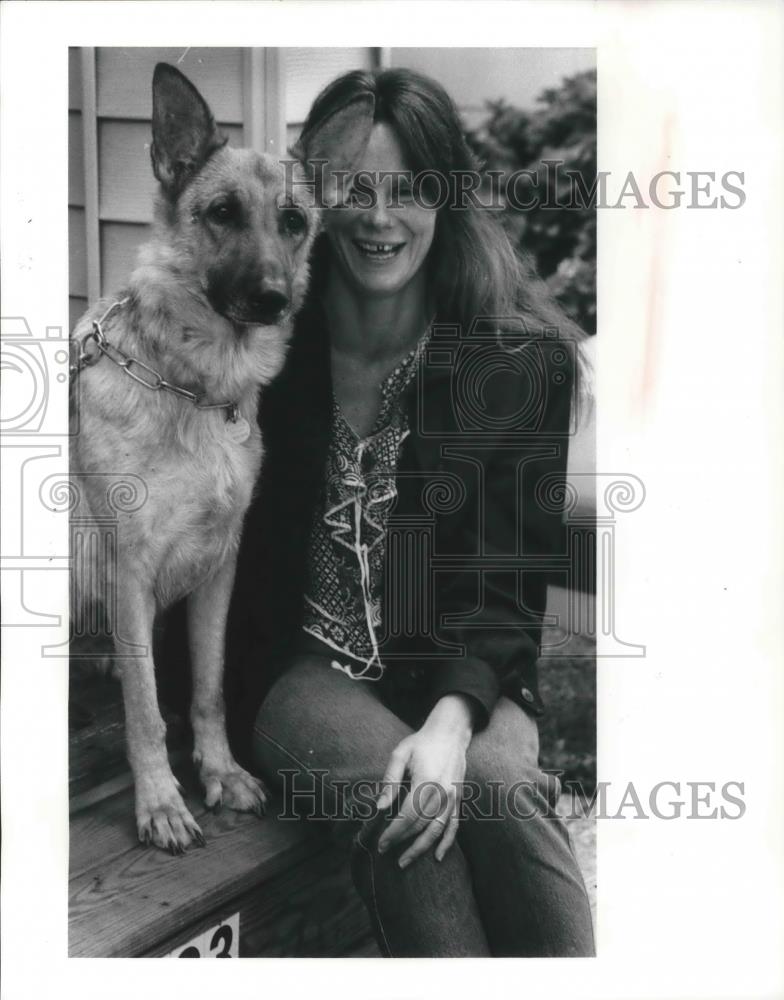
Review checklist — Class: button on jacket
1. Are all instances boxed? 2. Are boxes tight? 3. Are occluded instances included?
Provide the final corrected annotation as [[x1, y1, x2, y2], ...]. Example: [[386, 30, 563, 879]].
[[221, 298, 575, 767]]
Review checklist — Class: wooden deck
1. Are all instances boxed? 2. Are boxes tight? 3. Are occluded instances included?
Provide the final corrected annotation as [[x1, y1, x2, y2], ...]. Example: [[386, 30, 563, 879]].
[[68, 670, 378, 957], [68, 651, 597, 957]]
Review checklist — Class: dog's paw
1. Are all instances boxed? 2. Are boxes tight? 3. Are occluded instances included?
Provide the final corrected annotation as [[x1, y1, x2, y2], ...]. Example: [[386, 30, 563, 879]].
[[135, 778, 205, 854], [199, 763, 268, 817]]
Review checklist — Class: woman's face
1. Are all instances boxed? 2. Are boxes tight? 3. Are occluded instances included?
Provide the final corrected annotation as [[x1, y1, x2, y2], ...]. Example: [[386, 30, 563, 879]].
[[324, 122, 437, 299]]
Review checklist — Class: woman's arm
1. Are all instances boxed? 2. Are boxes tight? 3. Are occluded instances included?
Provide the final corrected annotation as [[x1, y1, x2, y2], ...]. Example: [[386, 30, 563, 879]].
[[423, 342, 576, 729], [374, 343, 577, 865]]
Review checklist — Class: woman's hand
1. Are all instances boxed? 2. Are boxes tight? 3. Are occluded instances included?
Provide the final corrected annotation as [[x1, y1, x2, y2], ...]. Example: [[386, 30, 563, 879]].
[[375, 693, 475, 867]]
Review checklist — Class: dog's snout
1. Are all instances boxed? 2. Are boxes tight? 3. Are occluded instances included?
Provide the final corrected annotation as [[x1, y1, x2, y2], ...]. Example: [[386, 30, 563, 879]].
[[251, 287, 289, 325], [255, 289, 289, 318]]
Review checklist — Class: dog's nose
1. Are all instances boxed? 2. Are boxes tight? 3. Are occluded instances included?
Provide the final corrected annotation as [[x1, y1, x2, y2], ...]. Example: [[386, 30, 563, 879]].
[[251, 288, 290, 325]]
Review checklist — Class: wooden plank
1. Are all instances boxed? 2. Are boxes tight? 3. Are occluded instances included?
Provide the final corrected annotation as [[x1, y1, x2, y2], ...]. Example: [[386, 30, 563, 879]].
[[69, 753, 261, 875], [96, 48, 244, 122], [146, 848, 373, 958], [69, 762, 213, 884], [242, 48, 265, 152], [98, 120, 244, 224], [69, 47, 82, 110], [98, 120, 155, 222], [100, 221, 150, 293], [374, 48, 391, 70], [69, 785, 325, 957], [235, 851, 372, 958], [68, 667, 188, 813], [70, 296, 88, 334], [286, 122, 303, 153], [68, 669, 374, 958], [283, 48, 372, 124], [68, 206, 87, 298], [80, 48, 101, 302], [70, 777, 158, 880], [262, 48, 286, 158], [243, 48, 286, 157], [69, 112, 84, 206], [68, 670, 127, 804]]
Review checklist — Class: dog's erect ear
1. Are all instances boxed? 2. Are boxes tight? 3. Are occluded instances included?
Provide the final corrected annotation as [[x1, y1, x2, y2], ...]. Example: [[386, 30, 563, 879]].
[[290, 94, 375, 208], [150, 63, 227, 199]]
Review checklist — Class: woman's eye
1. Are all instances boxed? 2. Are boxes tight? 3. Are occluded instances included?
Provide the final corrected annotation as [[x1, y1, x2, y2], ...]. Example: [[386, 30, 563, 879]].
[[281, 208, 307, 237]]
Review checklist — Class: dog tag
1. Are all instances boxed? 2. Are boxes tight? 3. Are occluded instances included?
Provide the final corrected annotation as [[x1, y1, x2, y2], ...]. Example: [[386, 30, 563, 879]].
[[225, 416, 251, 444]]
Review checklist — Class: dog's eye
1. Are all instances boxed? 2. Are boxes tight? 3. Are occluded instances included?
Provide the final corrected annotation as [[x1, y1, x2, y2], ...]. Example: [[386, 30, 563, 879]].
[[280, 208, 306, 237], [206, 200, 238, 225]]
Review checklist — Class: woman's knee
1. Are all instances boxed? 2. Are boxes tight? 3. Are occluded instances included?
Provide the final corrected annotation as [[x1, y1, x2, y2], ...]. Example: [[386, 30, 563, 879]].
[[461, 760, 560, 824], [462, 700, 560, 820]]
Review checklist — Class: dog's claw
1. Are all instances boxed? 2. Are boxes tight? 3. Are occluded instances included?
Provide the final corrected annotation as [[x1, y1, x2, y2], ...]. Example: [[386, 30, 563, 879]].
[[198, 756, 269, 819], [135, 776, 202, 854]]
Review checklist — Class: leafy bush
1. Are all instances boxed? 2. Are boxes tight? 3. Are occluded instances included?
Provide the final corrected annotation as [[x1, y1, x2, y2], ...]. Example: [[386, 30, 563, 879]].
[[537, 628, 596, 792], [465, 69, 597, 335]]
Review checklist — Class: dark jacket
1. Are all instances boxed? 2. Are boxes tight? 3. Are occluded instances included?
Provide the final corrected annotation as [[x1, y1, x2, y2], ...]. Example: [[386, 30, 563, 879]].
[[219, 297, 576, 767]]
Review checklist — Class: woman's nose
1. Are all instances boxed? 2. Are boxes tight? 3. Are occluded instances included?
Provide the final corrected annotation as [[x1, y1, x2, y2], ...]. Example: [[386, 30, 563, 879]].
[[366, 196, 393, 228]]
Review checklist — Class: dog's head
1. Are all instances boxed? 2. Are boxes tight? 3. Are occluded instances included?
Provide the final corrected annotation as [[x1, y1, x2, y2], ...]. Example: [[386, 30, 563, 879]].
[[149, 63, 373, 330]]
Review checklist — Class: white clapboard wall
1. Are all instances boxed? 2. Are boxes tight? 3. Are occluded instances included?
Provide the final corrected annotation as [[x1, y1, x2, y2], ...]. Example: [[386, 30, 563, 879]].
[[68, 46, 380, 331]]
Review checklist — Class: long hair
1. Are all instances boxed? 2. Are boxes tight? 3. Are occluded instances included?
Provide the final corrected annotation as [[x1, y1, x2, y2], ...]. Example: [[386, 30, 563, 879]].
[[297, 67, 591, 410]]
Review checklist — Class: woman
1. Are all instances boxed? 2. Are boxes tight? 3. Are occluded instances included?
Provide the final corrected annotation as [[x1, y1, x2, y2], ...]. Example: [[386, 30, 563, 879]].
[[224, 67, 595, 957]]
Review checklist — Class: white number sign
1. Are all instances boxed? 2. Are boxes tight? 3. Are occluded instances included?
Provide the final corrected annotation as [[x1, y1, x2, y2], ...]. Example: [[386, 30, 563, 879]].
[[167, 912, 239, 958]]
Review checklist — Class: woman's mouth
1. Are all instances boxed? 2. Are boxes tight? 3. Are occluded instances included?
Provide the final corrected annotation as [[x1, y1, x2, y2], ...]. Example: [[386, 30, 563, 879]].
[[352, 239, 405, 262]]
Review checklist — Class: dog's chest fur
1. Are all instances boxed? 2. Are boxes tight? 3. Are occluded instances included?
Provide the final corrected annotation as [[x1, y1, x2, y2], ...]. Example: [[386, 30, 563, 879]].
[[148, 411, 263, 605], [71, 334, 268, 610]]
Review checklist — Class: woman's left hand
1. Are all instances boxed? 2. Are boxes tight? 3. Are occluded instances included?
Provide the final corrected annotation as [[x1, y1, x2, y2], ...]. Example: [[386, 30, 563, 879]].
[[375, 693, 474, 867]]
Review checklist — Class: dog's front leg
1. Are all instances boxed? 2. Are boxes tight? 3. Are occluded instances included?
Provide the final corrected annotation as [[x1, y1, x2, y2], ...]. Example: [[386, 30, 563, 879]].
[[116, 578, 204, 853], [188, 553, 268, 816]]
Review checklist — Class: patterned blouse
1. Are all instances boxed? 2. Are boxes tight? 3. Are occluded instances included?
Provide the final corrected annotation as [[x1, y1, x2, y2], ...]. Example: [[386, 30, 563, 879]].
[[301, 329, 430, 681]]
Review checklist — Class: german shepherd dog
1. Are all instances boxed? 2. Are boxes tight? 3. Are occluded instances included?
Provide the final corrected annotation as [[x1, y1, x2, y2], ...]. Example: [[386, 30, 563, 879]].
[[70, 64, 373, 852]]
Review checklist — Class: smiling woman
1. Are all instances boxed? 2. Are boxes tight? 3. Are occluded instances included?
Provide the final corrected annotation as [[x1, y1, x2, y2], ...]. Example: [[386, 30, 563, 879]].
[[223, 67, 596, 958]]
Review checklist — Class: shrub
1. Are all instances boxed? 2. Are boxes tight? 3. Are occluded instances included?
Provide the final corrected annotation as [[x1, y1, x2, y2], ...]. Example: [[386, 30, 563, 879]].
[[465, 69, 597, 335]]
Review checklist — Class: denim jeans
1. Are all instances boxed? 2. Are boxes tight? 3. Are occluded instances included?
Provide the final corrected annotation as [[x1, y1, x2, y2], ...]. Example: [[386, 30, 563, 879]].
[[252, 649, 595, 958]]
